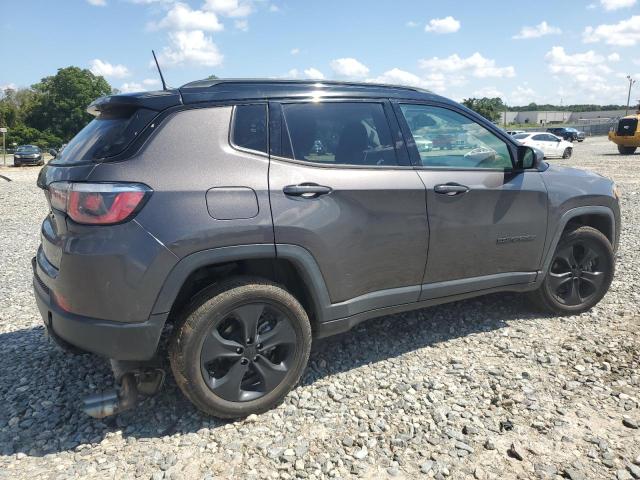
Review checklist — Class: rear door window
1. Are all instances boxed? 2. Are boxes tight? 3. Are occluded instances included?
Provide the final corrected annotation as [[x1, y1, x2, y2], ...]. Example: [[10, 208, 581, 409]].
[[280, 102, 398, 166], [231, 104, 267, 154]]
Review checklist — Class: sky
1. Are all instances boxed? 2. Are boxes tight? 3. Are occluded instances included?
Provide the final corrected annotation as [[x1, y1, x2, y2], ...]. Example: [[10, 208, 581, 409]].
[[1, 0, 640, 106]]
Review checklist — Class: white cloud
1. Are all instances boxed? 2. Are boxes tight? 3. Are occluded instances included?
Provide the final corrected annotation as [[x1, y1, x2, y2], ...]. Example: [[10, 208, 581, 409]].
[[513, 21, 561, 39], [425, 16, 460, 34], [600, 0, 636, 10], [286, 68, 299, 78], [406, 20, 419, 28], [367, 68, 431, 89], [583, 15, 640, 46], [303, 67, 325, 79], [419, 52, 515, 78], [87, 0, 107, 6], [509, 85, 538, 105], [544, 46, 626, 103], [156, 30, 223, 67], [269, 4, 279, 12], [290, 48, 300, 55], [150, 3, 223, 32], [545, 46, 607, 76], [89, 59, 130, 78], [204, 0, 252, 18], [1, 83, 17, 94], [330, 57, 370, 78], [120, 78, 162, 93], [608, 52, 621, 61], [120, 82, 144, 93], [472, 86, 504, 98], [234, 19, 248, 31]]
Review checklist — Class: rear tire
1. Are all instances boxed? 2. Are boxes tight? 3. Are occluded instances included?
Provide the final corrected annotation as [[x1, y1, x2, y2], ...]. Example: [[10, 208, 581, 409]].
[[169, 277, 312, 418], [562, 147, 572, 159], [529, 226, 614, 315], [618, 145, 637, 155]]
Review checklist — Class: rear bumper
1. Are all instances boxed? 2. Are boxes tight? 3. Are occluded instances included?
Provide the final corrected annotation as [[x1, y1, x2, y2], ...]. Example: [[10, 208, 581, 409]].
[[33, 257, 166, 361]]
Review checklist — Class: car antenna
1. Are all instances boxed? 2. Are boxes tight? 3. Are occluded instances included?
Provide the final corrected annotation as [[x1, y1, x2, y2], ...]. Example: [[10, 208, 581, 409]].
[[152, 50, 168, 91]]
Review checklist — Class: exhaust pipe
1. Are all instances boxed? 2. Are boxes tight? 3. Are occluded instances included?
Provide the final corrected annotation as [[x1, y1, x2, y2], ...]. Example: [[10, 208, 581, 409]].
[[82, 373, 139, 419]]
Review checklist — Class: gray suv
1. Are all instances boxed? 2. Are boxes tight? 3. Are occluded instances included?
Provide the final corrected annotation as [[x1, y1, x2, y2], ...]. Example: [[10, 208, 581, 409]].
[[33, 79, 620, 419]]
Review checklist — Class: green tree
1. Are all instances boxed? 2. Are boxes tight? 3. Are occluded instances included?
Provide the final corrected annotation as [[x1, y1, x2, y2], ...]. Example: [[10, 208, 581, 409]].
[[5, 124, 62, 149], [26, 67, 111, 141], [462, 97, 505, 122]]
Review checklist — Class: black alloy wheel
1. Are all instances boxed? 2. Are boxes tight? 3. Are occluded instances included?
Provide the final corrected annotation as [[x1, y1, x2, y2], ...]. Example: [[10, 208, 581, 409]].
[[548, 242, 605, 306], [530, 226, 614, 314], [200, 302, 297, 402], [170, 278, 311, 418]]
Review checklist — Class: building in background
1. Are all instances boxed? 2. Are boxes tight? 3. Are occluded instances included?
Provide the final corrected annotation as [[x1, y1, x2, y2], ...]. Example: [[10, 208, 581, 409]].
[[500, 109, 627, 126]]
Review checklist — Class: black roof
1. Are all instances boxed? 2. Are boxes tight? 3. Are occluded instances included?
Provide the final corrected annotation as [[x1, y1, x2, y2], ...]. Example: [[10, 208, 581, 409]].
[[178, 78, 447, 104], [88, 78, 452, 116]]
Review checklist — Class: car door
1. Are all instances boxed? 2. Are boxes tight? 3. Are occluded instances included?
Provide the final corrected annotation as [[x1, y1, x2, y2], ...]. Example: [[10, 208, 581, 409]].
[[268, 100, 428, 315], [531, 134, 551, 155], [394, 102, 548, 299], [546, 134, 563, 156]]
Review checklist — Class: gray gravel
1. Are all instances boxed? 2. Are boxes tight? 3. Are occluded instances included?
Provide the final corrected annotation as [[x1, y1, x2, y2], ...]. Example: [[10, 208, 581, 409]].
[[1, 137, 639, 479]]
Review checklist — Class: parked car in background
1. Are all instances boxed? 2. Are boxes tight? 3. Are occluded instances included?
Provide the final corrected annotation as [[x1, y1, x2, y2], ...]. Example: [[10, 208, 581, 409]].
[[13, 145, 44, 166], [33, 79, 619, 420], [414, 134, 433, 152], [513, 132, 574, 158], [506, 130, 525, 136], [547, 127, 585, 142]]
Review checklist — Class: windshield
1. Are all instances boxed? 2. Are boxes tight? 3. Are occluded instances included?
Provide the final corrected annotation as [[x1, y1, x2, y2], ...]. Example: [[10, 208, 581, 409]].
[[513, 133, 529, 139], [52, 108, 156, 165], [17, 145, 39, 152]]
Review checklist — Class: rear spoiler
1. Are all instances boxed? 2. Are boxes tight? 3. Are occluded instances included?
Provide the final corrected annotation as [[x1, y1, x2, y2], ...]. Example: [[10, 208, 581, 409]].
[[87, 89, 182, 117]]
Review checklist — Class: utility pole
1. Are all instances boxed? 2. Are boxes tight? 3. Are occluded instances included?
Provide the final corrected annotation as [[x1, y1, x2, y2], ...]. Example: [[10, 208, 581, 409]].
[[625, 75, 636, 115], [0, 128, 6, 167]]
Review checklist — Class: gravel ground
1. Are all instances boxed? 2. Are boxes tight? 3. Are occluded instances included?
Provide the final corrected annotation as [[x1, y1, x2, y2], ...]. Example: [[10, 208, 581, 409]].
[[0, 137, 638, 480]]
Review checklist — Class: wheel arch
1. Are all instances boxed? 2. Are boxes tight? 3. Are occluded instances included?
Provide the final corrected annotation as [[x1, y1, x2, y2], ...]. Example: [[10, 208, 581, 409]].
[[541, 206, 616, 275], [151, 244, 332, 330]]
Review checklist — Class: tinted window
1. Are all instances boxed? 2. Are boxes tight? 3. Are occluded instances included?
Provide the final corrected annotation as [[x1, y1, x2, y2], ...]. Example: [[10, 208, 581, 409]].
[[400, 104, 512, 169], [231, 104, 267, 153], [532, 134, 547, 141], [53, 108, 157, 165], [17, 145, 40, 152], [281, 102, 397, 166], [513, 133, 529, 139]]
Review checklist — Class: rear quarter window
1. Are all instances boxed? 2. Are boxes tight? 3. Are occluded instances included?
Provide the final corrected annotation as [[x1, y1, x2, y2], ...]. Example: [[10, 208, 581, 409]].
[[52, 108, 156, 165]]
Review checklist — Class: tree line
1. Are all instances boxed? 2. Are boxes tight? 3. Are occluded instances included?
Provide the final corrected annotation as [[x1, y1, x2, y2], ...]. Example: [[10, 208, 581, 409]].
[[0, 67, 112, 150], [461, 97, 628, 123]]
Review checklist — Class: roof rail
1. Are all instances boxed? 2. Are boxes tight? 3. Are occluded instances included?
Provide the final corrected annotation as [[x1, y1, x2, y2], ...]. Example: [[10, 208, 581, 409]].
[[180, 78, 429, 93]]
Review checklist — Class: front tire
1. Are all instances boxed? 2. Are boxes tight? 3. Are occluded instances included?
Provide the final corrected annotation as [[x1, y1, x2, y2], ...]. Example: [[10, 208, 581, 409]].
[[618, 145, 637, 155], [529, 226, 614, 315], [562, 147, 572, 159], [169, 277, 312, 418]]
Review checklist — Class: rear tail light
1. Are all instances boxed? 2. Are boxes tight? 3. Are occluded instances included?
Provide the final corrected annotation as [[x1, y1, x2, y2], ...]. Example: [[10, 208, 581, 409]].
[[48, 182, 151, 225]]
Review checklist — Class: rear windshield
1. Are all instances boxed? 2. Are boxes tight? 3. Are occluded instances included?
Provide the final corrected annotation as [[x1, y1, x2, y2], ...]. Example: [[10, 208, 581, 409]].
[[52, 108, 156, 165], [513, 133, 529, 139]]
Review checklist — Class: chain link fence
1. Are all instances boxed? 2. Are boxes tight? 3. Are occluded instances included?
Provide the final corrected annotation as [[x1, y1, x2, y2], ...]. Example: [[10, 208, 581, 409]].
[[519, 121, 616, 137]]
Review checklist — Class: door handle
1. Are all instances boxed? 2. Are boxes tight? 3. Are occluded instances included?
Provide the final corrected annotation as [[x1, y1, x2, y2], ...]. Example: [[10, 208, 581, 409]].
[[283, 183, 332, 198], [434, 183, 470, 195]]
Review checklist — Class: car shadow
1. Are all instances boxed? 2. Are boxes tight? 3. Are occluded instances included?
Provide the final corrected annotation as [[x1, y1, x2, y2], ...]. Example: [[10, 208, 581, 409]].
[[0, 292, 549, 457]]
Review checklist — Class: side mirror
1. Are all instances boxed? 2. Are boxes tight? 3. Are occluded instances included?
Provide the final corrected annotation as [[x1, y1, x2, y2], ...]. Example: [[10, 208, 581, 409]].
[[48, 148, 58, 158], [516, 145, 543, 170]]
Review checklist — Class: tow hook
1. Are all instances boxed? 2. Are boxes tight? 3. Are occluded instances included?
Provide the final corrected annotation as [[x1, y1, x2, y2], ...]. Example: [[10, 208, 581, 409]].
[[82, 361, 165, 419]]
